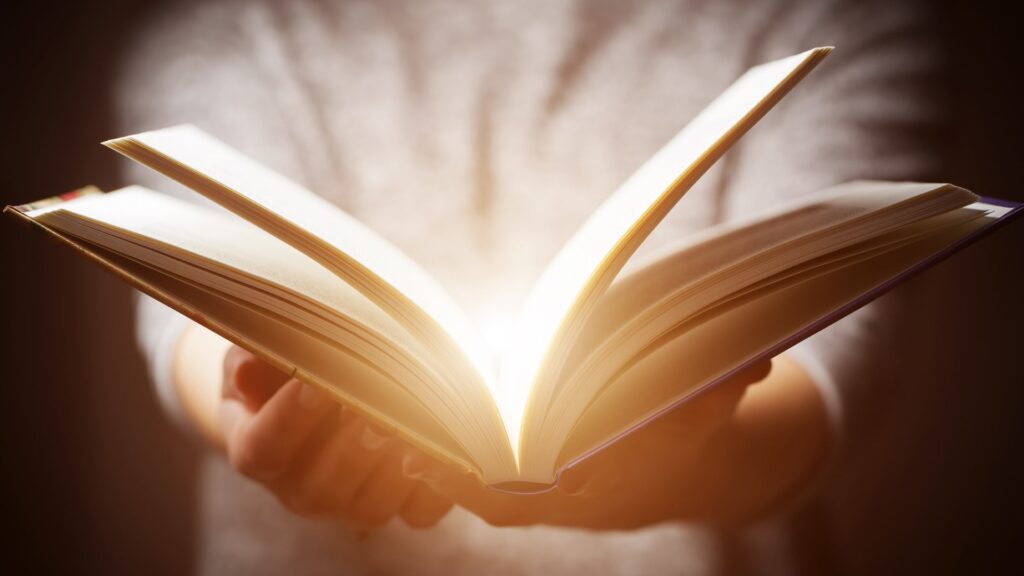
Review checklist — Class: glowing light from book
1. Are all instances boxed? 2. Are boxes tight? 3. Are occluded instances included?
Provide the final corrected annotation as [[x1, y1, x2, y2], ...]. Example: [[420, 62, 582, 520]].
[[500, 48, 830, 464], [478, 311, 512, 361]]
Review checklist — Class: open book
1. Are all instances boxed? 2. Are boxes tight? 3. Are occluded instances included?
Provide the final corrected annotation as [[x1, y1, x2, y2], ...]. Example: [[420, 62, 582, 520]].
[[8, 47, 1022, 489]]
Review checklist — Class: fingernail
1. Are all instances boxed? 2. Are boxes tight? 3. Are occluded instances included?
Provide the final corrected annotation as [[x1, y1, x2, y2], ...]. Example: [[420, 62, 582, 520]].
[[402, 452, 442, 483], [298, 382, 332, 410], [359, 423, 388, 450]]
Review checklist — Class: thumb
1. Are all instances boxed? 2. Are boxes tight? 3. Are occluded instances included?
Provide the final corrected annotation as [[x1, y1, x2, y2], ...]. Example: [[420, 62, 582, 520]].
[[222, 346, 290, 412], [734, 359, 773, 386]]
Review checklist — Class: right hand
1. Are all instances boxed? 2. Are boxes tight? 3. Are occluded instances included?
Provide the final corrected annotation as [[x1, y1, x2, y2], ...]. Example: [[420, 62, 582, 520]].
[[217, 346, 453, 529], [411, 360, 775, 529]]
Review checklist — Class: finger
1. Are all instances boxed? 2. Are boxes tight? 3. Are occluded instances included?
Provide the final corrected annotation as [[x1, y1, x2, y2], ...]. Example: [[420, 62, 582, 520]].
[[345, 442, 419, 528], [410, 456, 479, 497], [733, 359, 773, 386], [557, 463, 594, 496], [635, 372, 757, 443], [688, 359, 775, 415], [218, 397, 252, 452], [222, 346, 291, 411], [424, 466, 538, 527], [400, 484, 454, 528], [556, 435, 637, 500], [400, 450, 445, 484], [227, 379, 336, 481], [276, 410, 385, 517]]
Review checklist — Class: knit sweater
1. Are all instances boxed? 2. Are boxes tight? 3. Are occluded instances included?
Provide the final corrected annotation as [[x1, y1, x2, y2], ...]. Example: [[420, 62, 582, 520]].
[[119, 1, 944, 574]]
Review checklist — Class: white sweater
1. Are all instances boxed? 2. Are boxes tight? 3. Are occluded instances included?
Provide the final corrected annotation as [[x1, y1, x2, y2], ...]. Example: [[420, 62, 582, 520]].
[[119, 0, 944, 574]]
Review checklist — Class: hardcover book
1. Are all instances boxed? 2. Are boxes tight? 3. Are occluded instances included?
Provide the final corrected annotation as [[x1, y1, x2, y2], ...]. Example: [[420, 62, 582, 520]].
[[8, 47, 1021, 489]]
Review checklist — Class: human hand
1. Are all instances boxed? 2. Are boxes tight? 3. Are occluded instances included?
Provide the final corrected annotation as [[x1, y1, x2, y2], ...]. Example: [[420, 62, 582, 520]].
[[409, 360, 773, 530], [218, 346, 454, 529]]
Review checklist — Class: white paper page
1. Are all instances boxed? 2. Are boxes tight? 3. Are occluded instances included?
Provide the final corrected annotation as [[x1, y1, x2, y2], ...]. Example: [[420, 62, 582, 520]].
[[107, 126, 494, 386], [104, 135, 515, 476], [505, 47, 832, 457], [31, 187, 404, 332]]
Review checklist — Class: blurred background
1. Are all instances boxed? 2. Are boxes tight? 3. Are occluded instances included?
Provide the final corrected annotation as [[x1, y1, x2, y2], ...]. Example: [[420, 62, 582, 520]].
[[1, 1, 1021, 574]]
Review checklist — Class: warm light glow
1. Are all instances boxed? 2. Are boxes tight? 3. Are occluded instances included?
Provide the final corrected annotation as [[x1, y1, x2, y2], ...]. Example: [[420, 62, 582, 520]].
[[96, 48, 831, 482], [501, 48, 830, 468], [472, 307, 528, 463], [478, 311, 513, 361]]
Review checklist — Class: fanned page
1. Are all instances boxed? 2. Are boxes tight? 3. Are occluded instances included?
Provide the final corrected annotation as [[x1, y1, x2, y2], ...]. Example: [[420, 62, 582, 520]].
[[508, 47, 832, 475], [105, 126, 517, 481], [555, 198, 1015, 477], [519, 181, 980, 476], [105, 127, 482, 372], [13, 186, 499, 479], [7, 46, 1021, 487]]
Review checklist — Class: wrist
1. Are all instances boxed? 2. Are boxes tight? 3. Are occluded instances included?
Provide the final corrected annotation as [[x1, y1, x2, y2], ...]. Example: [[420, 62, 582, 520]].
[[172, 322, 234, 447]]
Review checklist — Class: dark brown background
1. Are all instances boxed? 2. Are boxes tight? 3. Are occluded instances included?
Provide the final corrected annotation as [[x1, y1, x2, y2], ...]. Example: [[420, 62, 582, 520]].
[[1, 1, 1021, 574]]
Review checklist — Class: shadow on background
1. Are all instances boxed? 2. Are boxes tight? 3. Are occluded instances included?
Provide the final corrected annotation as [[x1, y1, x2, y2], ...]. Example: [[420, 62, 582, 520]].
[[0, 1, 1020, 574], [1, 2, 196, 575]]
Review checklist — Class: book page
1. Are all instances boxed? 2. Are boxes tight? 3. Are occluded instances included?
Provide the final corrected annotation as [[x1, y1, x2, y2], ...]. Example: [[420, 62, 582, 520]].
[[566, 181, 977, 377], [508, 47, 832, 472], [106, 130, 498, 385], [8, 192, 478, 475], [26, 187, 518, 483], [105, 127, 516, 478], [522, 194, 984, 475], [554, 208, 998, 475], [28, 186, 406, 339]]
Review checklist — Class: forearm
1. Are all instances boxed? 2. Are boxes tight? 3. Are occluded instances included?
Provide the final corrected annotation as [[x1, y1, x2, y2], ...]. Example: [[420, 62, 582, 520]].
[[700, 354, 832, 525], [172, 321, 234, 447]]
